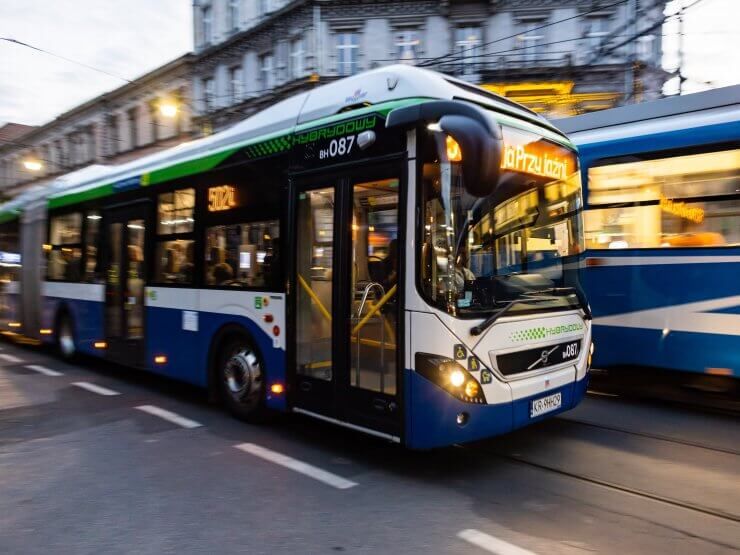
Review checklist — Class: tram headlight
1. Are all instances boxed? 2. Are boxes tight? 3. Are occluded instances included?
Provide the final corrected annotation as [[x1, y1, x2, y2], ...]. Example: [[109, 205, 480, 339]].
[[415, 353, 487, 404]]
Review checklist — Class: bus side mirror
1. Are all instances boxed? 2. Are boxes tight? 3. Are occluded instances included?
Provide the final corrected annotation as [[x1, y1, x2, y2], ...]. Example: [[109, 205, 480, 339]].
[[438, 115, 503, 198]]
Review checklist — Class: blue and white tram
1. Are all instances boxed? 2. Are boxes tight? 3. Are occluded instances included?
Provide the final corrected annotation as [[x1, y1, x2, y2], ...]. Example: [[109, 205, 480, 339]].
[[0, 66, 592, 448], [556, 86, 740, 378]]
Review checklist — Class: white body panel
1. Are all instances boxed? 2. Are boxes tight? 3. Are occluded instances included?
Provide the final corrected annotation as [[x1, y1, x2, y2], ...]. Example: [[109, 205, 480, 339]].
[[146, 287, 286, 351], [42, 282, 105, 302]]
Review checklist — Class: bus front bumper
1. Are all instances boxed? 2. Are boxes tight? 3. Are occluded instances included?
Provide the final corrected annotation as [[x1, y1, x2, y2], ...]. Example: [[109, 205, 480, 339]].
[[404, 368, 589, 449]]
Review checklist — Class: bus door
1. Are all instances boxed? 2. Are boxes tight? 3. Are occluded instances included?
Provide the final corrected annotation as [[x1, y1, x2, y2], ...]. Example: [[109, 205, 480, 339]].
[[103, 202, 150, 367], [291, 162, 403, 439]]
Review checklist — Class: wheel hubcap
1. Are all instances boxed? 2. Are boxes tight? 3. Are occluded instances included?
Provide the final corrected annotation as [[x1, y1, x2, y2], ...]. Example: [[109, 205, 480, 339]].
[[59, 321, 75, 357], [223, 348, 262, 407]]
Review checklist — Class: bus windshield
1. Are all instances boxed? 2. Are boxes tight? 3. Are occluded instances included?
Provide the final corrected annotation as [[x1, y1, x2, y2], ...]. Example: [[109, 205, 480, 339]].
[[419, 125, 584, 316]]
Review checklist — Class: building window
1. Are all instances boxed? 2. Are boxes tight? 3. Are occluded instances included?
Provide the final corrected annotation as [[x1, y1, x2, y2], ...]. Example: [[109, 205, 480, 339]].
[[203, 77, 215, 111], [585, 15, 611, 52], [228, 0, 240, 32], [336, 32, 359, 76], [395, 30, 421, 64], [202, 5, 213, 45], [127, 107, 138, 150], [230, 65, 244, 103], [454, 26, 483, 72], [516, 17, 547, 64], [259, 52, 275, 90], [289, 37, 305, 79]]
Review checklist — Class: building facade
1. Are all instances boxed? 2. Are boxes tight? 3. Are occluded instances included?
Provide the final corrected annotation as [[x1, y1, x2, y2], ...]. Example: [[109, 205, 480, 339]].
[[0, 54, 194, 198], [191, 0, 668, 134]]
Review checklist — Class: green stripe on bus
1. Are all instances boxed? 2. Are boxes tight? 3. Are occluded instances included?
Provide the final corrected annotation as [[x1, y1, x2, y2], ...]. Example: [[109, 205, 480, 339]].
[[0, 211, 19, 224], [144, 147, 238, 186], [48, 182, 116, 209]]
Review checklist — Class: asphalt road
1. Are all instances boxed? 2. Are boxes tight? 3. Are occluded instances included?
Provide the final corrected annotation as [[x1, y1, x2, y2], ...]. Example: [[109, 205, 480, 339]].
[[0, 340, 738, 555]]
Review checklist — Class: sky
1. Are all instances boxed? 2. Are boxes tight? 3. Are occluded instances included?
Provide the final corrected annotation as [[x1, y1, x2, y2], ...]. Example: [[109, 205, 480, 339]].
[[0, 0, 738, 127], [0, 0, 192, 126]]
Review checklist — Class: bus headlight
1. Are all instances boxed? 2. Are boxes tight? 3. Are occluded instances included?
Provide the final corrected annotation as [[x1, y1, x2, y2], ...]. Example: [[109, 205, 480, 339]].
[[415, 353, 487, 404]]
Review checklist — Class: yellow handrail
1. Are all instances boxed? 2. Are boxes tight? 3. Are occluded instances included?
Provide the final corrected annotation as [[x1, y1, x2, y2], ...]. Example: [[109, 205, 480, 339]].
[[297, 273, 332, 323], [352, 284, 397, 335]]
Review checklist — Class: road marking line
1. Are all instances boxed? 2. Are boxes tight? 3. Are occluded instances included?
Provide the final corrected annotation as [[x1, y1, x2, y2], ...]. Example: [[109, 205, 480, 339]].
[[26, 364, 63, 377], [135, 405, 202, 429], [0, 353, 23, 364], [72, 381, 120, 396], [457, 529, 536, 555], [234, 443, 358, 490]]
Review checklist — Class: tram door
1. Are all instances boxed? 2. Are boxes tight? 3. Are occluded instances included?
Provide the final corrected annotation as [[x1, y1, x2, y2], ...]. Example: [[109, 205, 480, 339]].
[[103, 203, 150, 367], [291, 164, 402, 438]]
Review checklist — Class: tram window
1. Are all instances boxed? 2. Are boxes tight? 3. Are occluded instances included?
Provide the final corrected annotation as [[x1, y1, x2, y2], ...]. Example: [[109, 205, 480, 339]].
[[154, 239, 195, 284], [46, 212, 83, 281], [587, 148, 740, 248], [158, 189, 195, 234], [204, 220, 280, 288], [84, 211, 102, 282]]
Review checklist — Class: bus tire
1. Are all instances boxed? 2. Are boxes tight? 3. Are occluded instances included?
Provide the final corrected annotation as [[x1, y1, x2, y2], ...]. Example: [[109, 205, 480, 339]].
[[56, 311, 77, 360], [216, 333, 267, 422]]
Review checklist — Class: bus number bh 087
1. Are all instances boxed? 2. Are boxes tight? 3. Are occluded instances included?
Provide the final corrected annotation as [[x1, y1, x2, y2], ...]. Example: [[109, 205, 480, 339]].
[[319, 136, 355, 159]]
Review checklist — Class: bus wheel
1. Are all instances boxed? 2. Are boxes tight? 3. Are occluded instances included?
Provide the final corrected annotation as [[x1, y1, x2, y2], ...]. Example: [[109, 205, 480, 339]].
[[57, 314, 76, 360], [218, 336, 266, 421]]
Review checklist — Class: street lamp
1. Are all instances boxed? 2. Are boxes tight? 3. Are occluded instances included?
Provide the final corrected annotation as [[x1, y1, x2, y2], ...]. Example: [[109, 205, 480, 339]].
[[22, 159, 43, 172], [159, 102, 178, 118]]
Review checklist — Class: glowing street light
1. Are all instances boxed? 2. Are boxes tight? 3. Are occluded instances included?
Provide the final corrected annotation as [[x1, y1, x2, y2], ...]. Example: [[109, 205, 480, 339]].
[[159, 102, 178, 118], [22, 159, 43, 172]]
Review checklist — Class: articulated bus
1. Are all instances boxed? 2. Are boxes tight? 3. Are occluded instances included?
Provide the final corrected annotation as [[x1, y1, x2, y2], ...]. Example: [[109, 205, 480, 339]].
[[0, 66, 592, 448], [555, 85, 740, 379]]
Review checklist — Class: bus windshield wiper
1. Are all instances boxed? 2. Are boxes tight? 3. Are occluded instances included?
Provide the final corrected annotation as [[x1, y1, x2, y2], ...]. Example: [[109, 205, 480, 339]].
[[526, 287, 592, 321], [469, 297, 553, 336], [469, 287, 592, 337]]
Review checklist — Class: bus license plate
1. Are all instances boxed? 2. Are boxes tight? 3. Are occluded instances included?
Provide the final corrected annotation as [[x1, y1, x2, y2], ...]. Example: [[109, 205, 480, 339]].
[[530, 392, 562, 418]]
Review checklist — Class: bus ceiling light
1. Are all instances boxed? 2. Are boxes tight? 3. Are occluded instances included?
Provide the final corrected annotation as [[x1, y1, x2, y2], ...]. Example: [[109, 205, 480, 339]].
[[39, 328, 53, 335], [445, 135, 462, 162], [8, 322, 21, 328]]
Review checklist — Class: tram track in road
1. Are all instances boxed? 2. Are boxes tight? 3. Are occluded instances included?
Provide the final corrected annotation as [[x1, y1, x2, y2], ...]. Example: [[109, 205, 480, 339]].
[[477, 447, 740, 525], [555, 415, 740, 456]]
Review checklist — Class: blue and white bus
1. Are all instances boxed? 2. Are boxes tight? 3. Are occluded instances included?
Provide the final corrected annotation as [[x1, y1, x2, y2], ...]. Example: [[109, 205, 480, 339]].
[[556, 86, 739, 379], [0, 66, 592, 448]]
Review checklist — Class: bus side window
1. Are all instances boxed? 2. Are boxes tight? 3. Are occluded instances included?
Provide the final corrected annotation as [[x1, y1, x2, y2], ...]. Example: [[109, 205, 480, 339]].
[[154, 188, 196, 285], [46, 212, 83, 282], [84, 211, 102, 283]]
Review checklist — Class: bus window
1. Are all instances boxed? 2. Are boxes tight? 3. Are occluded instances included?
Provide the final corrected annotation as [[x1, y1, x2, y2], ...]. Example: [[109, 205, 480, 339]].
[[47, 212, 82, 281], [204, 220, 280, 288], [586, 148, 740, 248], [154, 189, 195, 284], [84, 211, 102, 283]]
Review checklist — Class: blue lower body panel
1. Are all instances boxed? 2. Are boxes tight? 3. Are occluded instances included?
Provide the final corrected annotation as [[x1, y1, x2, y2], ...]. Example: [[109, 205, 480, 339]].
[[41, 297, 104, 356], [404, 369, 588, 449]]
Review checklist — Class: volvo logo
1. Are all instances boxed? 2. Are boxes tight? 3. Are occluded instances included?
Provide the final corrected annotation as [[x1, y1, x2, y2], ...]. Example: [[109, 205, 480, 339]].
[[527, 345, 558, 370]]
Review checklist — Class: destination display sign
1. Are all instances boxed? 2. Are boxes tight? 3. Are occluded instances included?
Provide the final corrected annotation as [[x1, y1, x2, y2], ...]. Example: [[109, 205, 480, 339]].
[[500, 126, 577, 181]]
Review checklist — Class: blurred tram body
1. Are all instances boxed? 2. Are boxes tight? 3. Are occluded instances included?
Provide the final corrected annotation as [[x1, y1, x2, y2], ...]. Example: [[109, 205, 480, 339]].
[[555, 86, 740, 379]]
